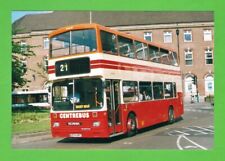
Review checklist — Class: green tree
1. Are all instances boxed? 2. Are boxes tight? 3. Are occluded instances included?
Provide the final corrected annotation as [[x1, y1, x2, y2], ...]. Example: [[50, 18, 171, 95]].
[[12, 41, 35, 90]]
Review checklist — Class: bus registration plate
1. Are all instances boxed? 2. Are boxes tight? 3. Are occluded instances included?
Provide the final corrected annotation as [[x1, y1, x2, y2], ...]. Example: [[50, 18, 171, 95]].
[[69, 133, 82, 137]]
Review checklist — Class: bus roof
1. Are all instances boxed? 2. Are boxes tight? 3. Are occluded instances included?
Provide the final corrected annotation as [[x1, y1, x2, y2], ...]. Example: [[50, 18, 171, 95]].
[[49, 23, 99, 38], [49, 23, 176, 53]]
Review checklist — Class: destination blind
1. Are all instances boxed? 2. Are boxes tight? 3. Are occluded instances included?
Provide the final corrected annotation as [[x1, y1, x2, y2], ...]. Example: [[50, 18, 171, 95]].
[[55, 57, 90, 76]]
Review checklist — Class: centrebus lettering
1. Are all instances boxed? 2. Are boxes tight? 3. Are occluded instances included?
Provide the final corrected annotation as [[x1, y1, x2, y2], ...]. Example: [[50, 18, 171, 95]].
[[59, 113, 90, 119]]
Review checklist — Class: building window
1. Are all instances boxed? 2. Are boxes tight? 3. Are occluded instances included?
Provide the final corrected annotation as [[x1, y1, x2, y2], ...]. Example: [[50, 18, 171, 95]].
[[20, 56, 27, 67], [205, 75, 214, 95], [32, 74, 36, 81], [163, 31, 172, 43], [208, 82, 213, 91], [144, 32, 152, 42], [203, 30, 212, 41], [205, 48, 213, 64], [184, 30, 192, 42], [184, 75, 196, 95], [43, 38, 49, 49], [20, 41, 27, 52], [43, 56, 48, 71], [184, 49, 193, 65]]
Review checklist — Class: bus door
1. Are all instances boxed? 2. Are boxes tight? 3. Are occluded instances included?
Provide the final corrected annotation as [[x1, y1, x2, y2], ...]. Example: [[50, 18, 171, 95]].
[[105, 80, 122, 134]]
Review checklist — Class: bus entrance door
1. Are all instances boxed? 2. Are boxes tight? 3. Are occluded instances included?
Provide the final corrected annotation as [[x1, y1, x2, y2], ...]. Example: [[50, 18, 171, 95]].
[[105, 80, 122, 135]]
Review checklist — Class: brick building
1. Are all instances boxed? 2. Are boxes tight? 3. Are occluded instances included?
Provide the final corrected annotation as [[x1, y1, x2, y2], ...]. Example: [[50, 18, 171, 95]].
[[12, 11, 214, 102]]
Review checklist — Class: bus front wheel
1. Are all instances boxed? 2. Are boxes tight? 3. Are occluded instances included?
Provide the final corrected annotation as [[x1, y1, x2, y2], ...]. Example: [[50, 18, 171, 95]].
[[127, 113, 137, 137]]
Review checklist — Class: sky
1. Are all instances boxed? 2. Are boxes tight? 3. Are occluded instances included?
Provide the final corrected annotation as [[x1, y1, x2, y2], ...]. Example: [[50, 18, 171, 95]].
[[12, 11, 52, 23]]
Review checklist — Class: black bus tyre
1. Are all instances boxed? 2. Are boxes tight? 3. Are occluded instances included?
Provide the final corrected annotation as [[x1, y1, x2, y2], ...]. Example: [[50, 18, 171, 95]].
[[127, 113, 137, 137], [168, 108, 175, 124]]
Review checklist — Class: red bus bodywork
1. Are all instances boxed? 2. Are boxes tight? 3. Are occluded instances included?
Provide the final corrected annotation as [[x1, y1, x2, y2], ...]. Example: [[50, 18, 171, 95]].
[[49, 23, 184, 138], [51, 93, 183, 138]]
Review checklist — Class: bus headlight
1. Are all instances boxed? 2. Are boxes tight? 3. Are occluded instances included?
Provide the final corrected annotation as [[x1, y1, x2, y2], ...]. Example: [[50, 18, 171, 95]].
[[93, 121, 100, 127], [53, 122, 60, 127]]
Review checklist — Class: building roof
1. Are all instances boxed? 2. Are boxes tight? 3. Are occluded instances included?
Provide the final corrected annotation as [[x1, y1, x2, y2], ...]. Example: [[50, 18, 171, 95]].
[[13, 11, 214, 34]]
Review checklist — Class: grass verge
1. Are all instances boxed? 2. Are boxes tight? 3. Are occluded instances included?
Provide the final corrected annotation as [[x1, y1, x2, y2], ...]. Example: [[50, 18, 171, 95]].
[[12, 108, 50, 135]]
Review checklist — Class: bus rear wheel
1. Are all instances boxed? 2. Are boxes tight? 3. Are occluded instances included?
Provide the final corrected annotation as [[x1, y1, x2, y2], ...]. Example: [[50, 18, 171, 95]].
[[127, 113, 137, 137], [168, 108, 175, 124]]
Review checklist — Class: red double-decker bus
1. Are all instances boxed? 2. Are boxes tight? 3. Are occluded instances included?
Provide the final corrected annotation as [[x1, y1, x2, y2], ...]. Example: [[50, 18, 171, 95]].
[[48, 23, 183, 138]]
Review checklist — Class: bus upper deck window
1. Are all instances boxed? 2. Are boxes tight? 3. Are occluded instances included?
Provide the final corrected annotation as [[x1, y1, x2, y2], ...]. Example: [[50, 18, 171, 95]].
[[135, 41, 148, 60], [118, 36, 135, 58], [100, 30, 118, 55]]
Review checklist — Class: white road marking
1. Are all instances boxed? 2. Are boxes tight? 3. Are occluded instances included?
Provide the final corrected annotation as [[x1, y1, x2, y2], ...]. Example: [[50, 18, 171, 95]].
[[176, 135, 184, 150], [184, 145, 201, 149], [184, 127, 208, 135], [168, 130, 190, 136], [123, 141, 133, 145], [177, 135, 208, 150], [192, 126, 214, 133]]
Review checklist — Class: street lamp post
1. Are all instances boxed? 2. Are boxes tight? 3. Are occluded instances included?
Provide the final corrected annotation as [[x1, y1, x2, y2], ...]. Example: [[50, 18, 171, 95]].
[[176, 27, 185, 101], [176, 28, 180, 65], [89, 11, 92, 24]]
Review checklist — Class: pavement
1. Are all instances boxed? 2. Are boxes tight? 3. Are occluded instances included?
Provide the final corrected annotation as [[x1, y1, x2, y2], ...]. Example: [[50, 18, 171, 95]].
[[12, 131, 52, 145], [184, 102, 214, 109], [12, 102, 214, 145]]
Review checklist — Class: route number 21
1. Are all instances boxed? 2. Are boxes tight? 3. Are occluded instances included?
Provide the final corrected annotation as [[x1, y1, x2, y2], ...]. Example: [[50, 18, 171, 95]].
[[60, 63, 68, 72]]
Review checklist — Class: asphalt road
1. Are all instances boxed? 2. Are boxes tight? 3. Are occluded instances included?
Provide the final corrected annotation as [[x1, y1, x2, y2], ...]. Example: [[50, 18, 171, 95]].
[[12, 103, 214, 150]]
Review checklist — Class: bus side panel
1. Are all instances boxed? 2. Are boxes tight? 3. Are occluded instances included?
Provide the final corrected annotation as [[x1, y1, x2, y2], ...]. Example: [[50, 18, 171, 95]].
[[120, 97, 183, 132], [120, 101, 165, 130], [174, 92, 184, 119], [119, 104, 129, 133]]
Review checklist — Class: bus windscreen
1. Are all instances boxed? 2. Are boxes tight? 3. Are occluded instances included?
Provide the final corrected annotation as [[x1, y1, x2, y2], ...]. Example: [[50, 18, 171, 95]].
[[52, 78, 103, 111]]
